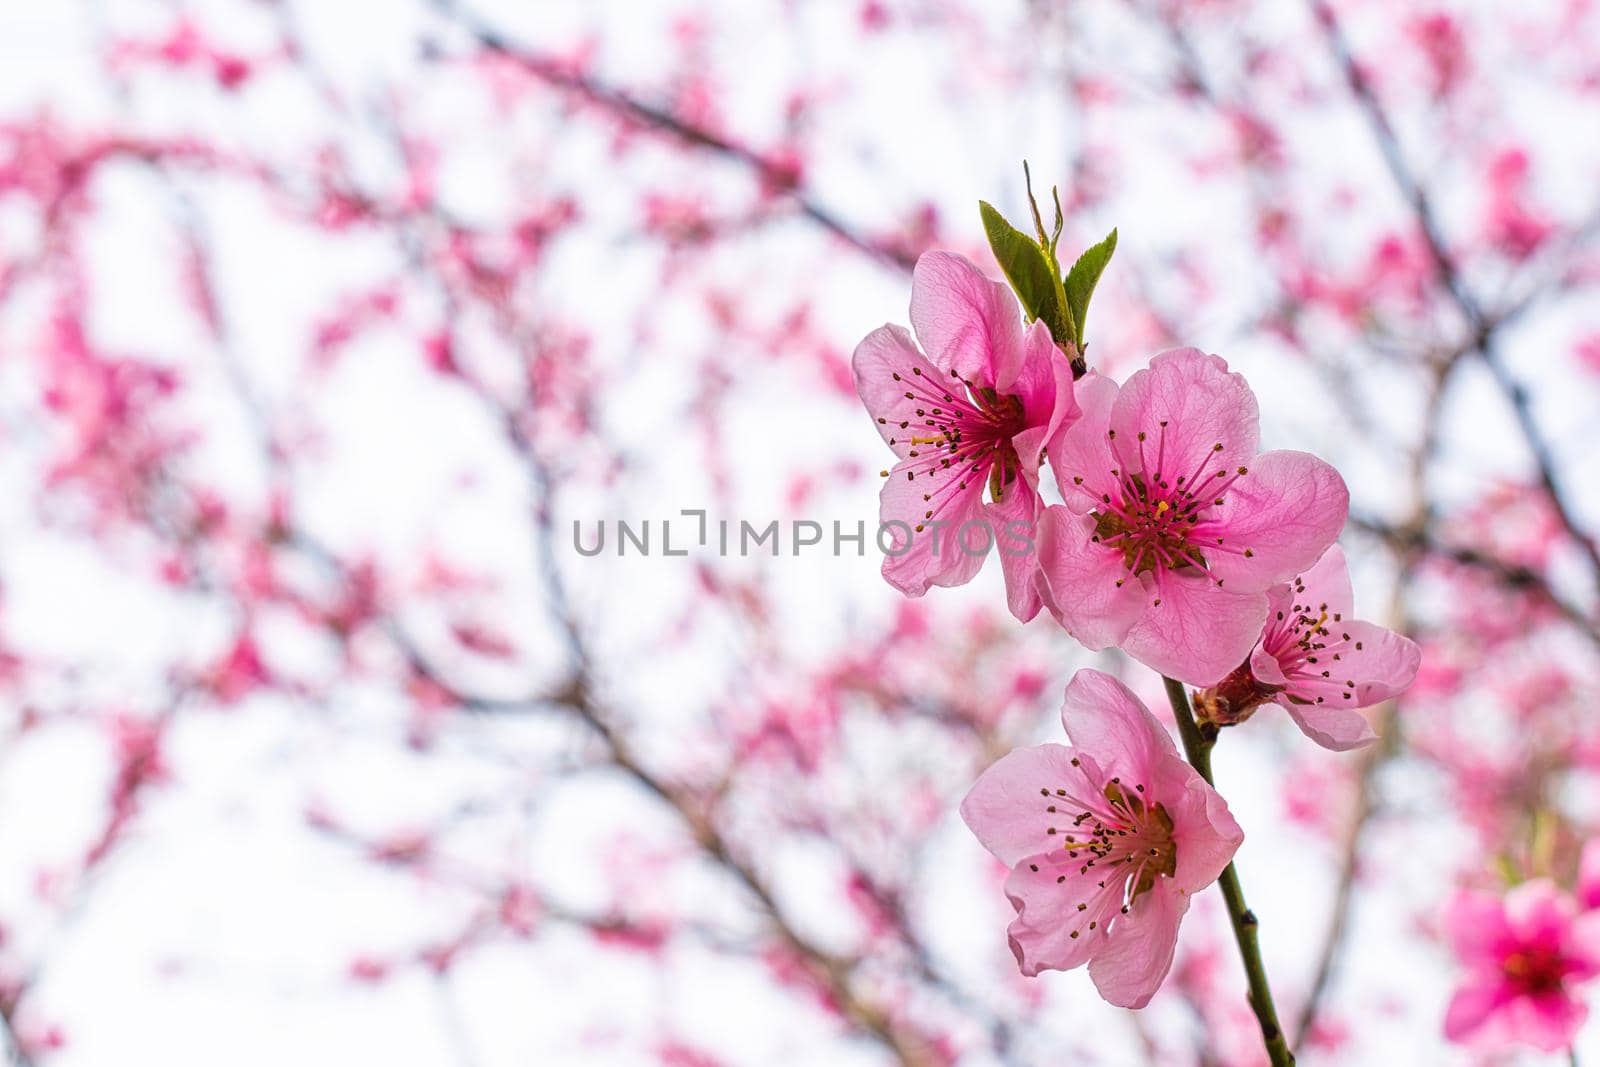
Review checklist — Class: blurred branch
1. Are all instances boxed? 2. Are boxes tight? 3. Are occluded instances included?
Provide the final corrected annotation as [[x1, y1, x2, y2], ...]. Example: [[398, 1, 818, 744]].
[[1309, 0, 1600, 595], [0, 1014, 36, 1067], [1283, 41, 1600, 1039], [1292, 729, 1383, 1053], [1291, 326, 1452, 1048], [1348, 515, 1599, 645], [521, 669, 943, 1065], [177, 195, 942, 1067], [313, 816, 751, 955], [426, 0, 916, 274], [459, 306, 943, 1063]]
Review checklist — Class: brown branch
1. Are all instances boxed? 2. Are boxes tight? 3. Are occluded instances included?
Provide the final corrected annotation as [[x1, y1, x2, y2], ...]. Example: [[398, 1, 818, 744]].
[[1346, 516, 1599, 646], [1290, 342, 1453, 1049], [427, 0, 915, 274], [181, 206, 938, 1067], [1309, 0, 1600, 593], [1291, 732, 1382, 1051], [0, 1012, 37, 1067]]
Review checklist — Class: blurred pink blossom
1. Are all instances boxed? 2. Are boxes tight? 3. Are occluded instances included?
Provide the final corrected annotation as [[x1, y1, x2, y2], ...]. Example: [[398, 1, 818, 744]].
[[1443, 879, 1600, 1052]]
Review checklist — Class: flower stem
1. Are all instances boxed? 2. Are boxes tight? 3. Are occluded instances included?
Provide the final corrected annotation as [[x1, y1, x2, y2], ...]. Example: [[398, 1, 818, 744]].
[[1162, 674, 1296, 1067]]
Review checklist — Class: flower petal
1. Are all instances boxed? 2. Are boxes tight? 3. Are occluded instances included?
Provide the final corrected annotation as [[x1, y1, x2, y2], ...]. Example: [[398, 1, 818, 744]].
[[1046, 370, 1120, 512], [1035, 505, 1146, 650], [1149, 756, 1244, 894], [1280, 620, 1421, 710], [1442, 975, 1508, 1043], [1282, 702, 1378, 751], [1002, 848, 1122, 977], [851, 324, 959, 459], [1443, 890, 1513, 961], [1292, 543, 1355, 619], [909, 251, 1025, 389], [1505, 878, 1575, 941], [1087, 880, 1188, 1009], [961, 743, 1094, 867], [1109, 348, 1260, 486], [1570, 911, 1600, 981], [1058, 668, 1179, 779], [1578, 838, 1600, 910], [987, 482, 1044, 623], [1249, 640, 1290, 688], [1120, 571, 1268, 687], [1009, 320, 1074, 429], [877, 461, 988, 596], [1503, 990, 1589, 1052], [1571, 911, 1600, 980], [1201, 450, 1349, 591], [1007, 321, 1078, 492]]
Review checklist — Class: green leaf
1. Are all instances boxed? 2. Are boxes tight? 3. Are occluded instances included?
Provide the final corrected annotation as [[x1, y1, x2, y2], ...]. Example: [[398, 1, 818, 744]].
[[1063, 227, 1117, 349], [978, 201, 1075, 347]]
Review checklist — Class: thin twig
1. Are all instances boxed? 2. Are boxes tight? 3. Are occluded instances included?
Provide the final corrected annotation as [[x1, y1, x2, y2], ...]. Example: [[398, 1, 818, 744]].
[[1291, 736, 1380, 1051], [1347, 515, 1599, 644], [427, 0, 915, 274], [1163, 676, 1296, 1067]]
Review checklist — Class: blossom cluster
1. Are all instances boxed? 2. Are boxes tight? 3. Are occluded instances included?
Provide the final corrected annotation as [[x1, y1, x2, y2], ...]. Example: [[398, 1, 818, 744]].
[[853, 245, 1421, 1012]]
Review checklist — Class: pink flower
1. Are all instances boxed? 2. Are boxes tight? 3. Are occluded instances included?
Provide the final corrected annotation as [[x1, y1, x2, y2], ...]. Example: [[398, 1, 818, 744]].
[[1443, 880, 1600, 1053], [1195, 545, 1421, 750], [960, 669, 1243, 1007], [1576, 331, 1600, 376], [853, 251, 1077, 621], [1037, 349, 1348, 684], [1578, 841, 1600, 912], [1483, 147, 1552, 261]]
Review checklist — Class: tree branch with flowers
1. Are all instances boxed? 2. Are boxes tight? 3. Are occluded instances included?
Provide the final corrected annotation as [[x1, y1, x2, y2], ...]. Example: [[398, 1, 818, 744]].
[[851, 178, 1423, 1066]]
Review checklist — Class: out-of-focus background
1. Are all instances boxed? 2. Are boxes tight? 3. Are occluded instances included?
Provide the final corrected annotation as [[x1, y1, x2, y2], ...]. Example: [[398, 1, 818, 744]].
[[1, 1, 1598, 1064]]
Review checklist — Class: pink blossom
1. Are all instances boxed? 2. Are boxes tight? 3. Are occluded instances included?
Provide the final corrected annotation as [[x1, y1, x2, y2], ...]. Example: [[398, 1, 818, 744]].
[[961, 669, 1243, 1007], [1443, 880, 1600, 1052], [1195, 545, 1420, 750], [1482, 147, 1552, 261], [853, 251, 1078, 620], [657, 1041, 729, 1067], [205, 631, 271, 704], [1409, 12, 1469, 100], [348, 956, 390, 983], [1575, 331, 1600, 375], [1038, 349, 1348, 684], [1579, 840, 1600, 912]]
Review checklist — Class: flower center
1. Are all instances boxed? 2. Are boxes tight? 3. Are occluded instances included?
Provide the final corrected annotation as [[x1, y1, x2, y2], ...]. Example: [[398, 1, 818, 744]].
[[879, 367, 1029, 519], [1503, 947, 1570, 996], [1265, 582, 1339, 673], [1037, 763, 1179, 934], [1074, 423, 1251, 584], [1261, 573, 1364, 706], [1091, 477, 1202, 577]]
